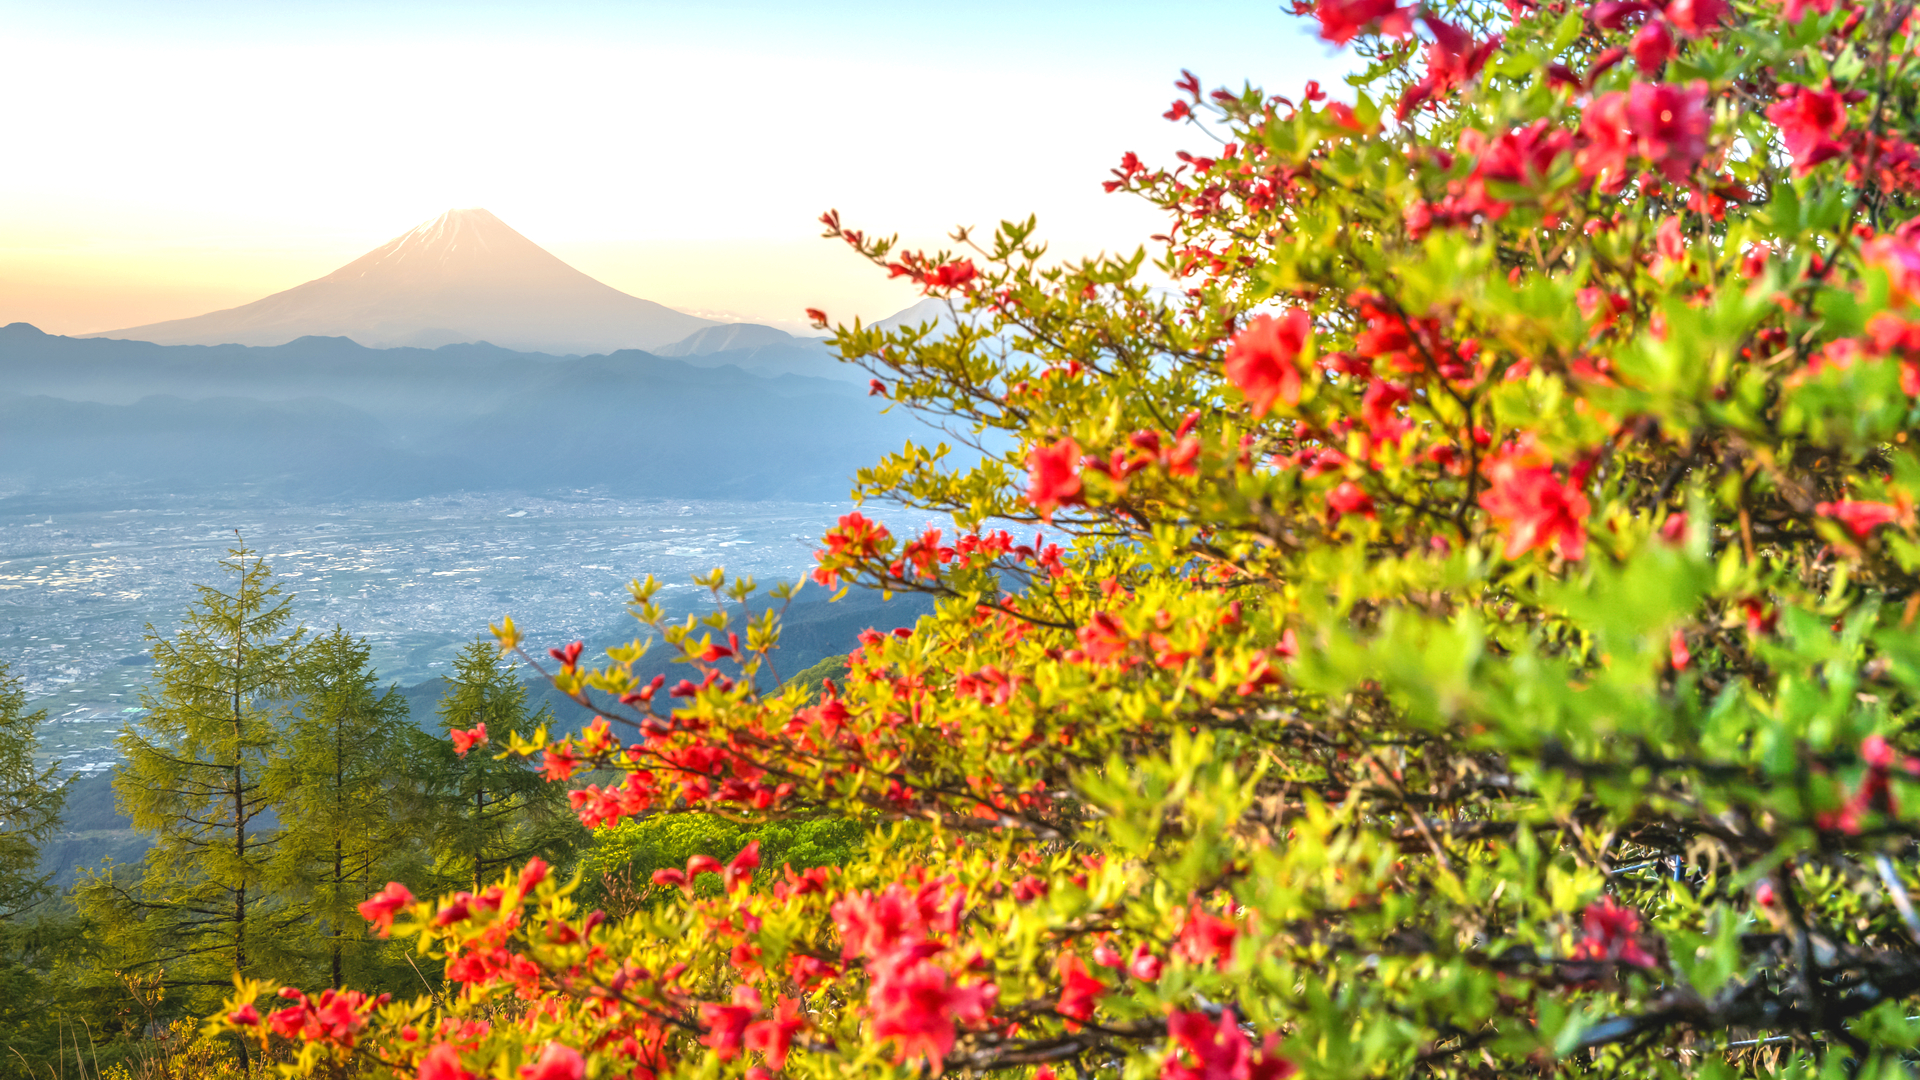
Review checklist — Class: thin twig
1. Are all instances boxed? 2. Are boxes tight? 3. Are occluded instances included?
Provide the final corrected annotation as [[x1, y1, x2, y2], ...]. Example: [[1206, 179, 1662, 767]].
[[1876, 853, 1920, 942]]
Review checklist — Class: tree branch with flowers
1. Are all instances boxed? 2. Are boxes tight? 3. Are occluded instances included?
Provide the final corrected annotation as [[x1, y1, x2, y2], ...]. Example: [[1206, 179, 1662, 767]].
[[208, 0, 1920, 1075]]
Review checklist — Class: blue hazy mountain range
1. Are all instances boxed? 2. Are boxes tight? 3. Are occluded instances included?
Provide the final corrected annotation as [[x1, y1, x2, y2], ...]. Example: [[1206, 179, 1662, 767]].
[[0, 320, 928, 509]]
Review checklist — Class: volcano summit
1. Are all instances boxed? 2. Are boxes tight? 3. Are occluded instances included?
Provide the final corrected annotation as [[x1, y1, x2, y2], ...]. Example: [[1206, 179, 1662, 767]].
[[92, 209, 715, 354]]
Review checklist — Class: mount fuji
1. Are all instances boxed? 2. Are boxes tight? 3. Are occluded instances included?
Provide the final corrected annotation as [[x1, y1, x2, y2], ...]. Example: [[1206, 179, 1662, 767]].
[[90, 209, 716, 354]]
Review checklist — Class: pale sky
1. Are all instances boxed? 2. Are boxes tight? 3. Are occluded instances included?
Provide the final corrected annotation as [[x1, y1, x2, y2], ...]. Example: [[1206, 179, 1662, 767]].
[[0, 1, 1349, 336]]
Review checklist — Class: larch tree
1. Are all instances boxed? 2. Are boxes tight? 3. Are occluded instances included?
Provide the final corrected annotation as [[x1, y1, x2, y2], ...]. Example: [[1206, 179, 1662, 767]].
[[83, 541, 306, 1008], [422, 637, 576, 894], [0, 661, 67, 922], [265, 625, 415, 991]]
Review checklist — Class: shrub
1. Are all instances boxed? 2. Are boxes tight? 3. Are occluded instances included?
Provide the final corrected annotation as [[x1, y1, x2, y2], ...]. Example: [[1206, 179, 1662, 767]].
[[216, 1, 1920, 1076]]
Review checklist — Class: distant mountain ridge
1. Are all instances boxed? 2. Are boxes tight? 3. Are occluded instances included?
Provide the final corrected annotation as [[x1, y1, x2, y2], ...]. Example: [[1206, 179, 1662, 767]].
[[89, 209, 717, 354], [0, 322, 921, 509], [655, 322, 805, 356]]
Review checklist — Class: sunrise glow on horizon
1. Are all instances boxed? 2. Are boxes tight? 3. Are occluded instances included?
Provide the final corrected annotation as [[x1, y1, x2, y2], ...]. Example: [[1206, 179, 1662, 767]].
[[0, 0, 1349, 338]]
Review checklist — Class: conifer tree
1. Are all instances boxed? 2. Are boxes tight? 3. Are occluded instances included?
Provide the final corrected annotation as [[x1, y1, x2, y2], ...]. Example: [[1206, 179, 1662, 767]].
[[81, 542, 305, 1005], [265, 626, 415, 990], [421, 638, 575, 892], [0, 661, 67, 922]]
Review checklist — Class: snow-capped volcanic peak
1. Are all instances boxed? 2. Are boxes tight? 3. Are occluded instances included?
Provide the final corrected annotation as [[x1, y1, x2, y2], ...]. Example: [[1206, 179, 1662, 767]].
[[89, 209, 716, 354], [324, 209, 584, 286]]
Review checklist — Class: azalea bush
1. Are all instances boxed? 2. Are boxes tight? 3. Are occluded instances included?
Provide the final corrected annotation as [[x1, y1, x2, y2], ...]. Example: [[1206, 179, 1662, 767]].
[[214, 0, 1920, 1075]]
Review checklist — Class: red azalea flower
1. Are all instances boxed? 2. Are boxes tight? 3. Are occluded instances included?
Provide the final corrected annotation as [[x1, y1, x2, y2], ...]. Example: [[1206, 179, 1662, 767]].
[[1457, 120, 1571, 219], [744, 997, 807, 1071], [1312, 0, 1414, 43], [925, 259, 977, 291], [1479, 450, 1591, 560], [1740, 597, 1778, 635], [699, 985, 764, 1061], [519, 1044, 584, 1080], [450, 723, 487, 756], [1322, 102, 1372, 134], [1784, 0, 1839, 18], [1055, 955, 1107, 1025], [1012, 874, 1050, 902], [1662, 0, 1728, 37], [1816, 498, 1906, 538], [1577, 92, 1633, 190], [417, 1044, 474, 1080], [1864, 734, 1897, 770], [1360, 379, 1414, 445], [1175, 904, 1240, 968], [1571, 896, 1658, 969], [517, 858, 548, 894], [870, 958, 997, 1071], [1590, 0, 1650, 29], [1654, 215, 1688, 267], [1223, 309, 1314, 416], [1129, 942, 1164, 982], [725, 840, 761, 892], [432, 893, 473, 927], [832, 880, 966, 961], [1165, 1008, 1297, 1080], [1766, 83, 1850, 175], [1327, 481, 1377, 521], [1626, 81, 1710, 182], [540, 747, 579, 783], [1669, 628, 1691, 671], [1026, 438, 1085, 518], [1586, 45, 1628, 85], [357, 881, 414, 936], [1629, 18, 1673, 70], [1074, 611, 1131, 666], [822, 511, 893, 561], [1396, 14, 1499, 118]]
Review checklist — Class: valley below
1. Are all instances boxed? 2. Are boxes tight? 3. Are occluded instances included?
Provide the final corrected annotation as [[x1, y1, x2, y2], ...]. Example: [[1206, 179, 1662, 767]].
[[2, 492, 947, 777]]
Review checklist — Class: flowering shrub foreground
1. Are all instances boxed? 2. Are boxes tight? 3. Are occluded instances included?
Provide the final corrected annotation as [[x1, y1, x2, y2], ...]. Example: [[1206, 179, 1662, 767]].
[[215, 0, 1920, 1075]]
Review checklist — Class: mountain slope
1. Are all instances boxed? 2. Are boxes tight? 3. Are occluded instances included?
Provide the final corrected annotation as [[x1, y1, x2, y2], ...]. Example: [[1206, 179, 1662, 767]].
[[654, 322, 802, 356], [652, 322, 851, 381], [90, 209, 715, 353]]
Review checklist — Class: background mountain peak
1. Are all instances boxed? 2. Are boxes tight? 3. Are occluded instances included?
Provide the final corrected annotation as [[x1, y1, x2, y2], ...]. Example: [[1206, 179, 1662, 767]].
[[88, 210, 716, 354], [327, 208, 549, 283], [654, 322, 798, 357]]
